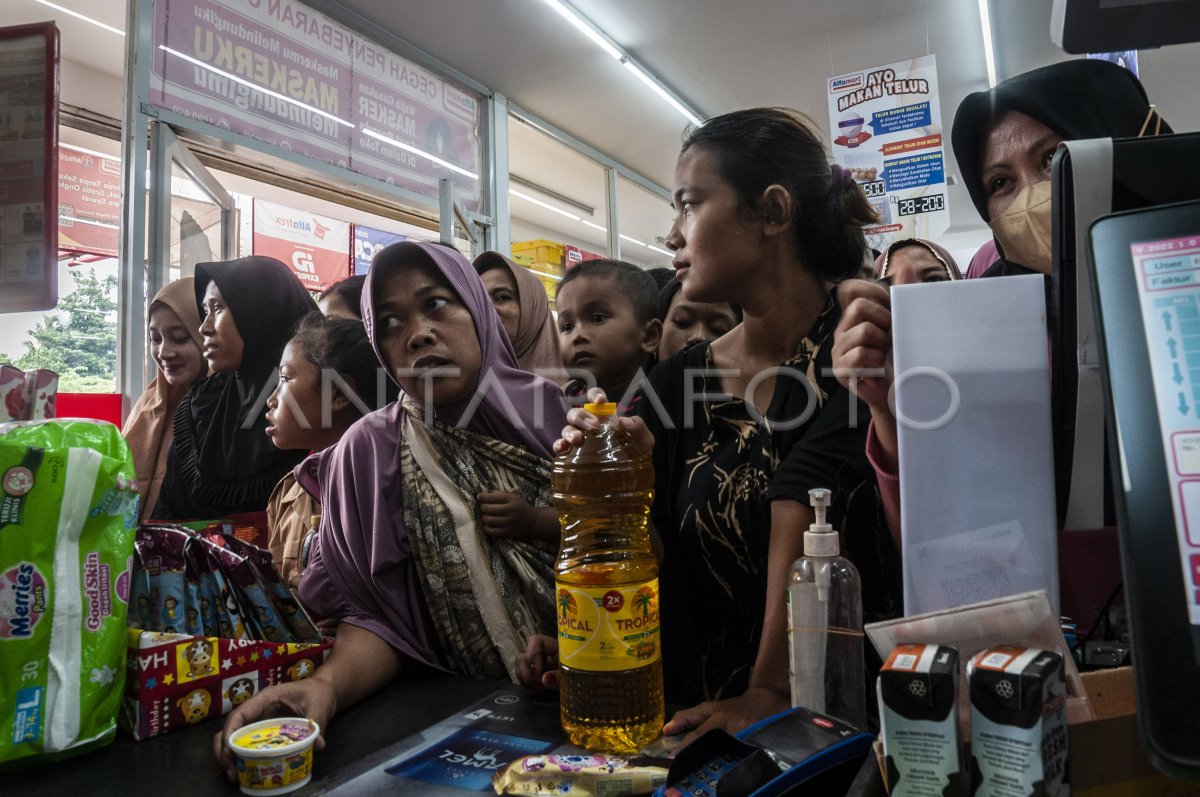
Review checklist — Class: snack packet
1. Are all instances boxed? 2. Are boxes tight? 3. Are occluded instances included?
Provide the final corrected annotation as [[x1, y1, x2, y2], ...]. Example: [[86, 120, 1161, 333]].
[[493, 754, 668, 796], [0, 419, 139, 764], [220, 533, 321, 644]]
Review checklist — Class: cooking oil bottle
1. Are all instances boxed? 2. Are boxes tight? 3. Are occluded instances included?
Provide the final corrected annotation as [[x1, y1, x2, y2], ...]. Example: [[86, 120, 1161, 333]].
[[551, 402, 663, 753]]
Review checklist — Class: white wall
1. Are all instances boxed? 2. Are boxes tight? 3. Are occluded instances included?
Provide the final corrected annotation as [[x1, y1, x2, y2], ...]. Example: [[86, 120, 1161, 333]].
[[60, 57, 123, 119]]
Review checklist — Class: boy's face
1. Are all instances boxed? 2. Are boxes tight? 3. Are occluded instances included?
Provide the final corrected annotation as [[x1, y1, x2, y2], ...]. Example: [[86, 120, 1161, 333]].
[[557, 274, 659, 395]]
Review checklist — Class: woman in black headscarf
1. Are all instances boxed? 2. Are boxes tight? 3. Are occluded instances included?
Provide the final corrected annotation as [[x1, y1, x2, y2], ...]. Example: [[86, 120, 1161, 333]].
[[951, 58, 1171, 277], [154, 256, 317, 519]]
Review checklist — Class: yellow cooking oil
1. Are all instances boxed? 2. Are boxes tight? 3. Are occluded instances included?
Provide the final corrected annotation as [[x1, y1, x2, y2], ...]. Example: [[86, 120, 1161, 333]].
[[551, 402, 664, 754]]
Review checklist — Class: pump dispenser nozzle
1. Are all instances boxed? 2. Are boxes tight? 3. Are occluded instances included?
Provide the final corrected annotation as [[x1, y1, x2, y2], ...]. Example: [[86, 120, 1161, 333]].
[[804, 488, 838, 558], [809, 489, 831, 528]]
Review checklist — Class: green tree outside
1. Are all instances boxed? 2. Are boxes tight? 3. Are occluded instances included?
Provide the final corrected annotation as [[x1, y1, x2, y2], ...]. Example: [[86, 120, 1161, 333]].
[[0, 268, 118, 393]]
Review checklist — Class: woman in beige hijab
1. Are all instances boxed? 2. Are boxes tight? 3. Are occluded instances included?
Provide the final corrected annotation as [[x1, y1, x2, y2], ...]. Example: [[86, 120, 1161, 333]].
[[473, 251, 564, 381], [123, 278, 207, 521]]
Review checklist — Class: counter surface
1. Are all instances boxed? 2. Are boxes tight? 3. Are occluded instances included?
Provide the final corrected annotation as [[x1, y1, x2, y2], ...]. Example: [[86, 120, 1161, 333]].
[[5, 673, 504, 796]]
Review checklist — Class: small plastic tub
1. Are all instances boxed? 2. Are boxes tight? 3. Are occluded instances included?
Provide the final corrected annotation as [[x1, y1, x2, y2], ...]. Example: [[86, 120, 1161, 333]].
[[227, 717, 320, 796]]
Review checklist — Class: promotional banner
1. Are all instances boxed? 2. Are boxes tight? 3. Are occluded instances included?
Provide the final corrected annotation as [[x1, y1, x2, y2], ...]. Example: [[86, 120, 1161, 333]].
[[252, 198, 349, 290], [827, 55, 948, 251], [57, 146, 121, 257], [352, 224, 406, 275], [0, 23, 58, 313], [149, 0, 481, 209]]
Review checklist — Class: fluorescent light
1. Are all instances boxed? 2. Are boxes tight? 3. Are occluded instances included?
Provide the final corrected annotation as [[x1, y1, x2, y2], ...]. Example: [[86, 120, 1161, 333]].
[[619, 233, 647, 247], [977, 0, 997, 88], [33, 0, 124, 36], [538, 0, 622, 59], [510, 188, 581, 221], [622, 60, 703, 126], [160, 46, 356, 130], [647, 244, 673, 257], [536, 0, 703, 126], [581, 220, 607, 232], [61, 142, 120, 161], [59, 215, 120, 230], [527, 267, 564, 281], [361, 128, 478, 180]]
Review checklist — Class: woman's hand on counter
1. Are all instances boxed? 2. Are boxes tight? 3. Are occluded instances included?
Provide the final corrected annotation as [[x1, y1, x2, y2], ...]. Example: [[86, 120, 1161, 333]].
[[661, 685, 791, 751], [212, 623, 402, 782], [515, 634, 559, 691], [212, 676, 337, 783]]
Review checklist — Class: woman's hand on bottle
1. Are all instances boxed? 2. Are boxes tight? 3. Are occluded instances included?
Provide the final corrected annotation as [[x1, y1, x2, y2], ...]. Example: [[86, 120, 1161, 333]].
[[661, 685, 791, 750], [552, 388, 654, 458], [212, 676, 337, 783], [515, 634, 559, 691]]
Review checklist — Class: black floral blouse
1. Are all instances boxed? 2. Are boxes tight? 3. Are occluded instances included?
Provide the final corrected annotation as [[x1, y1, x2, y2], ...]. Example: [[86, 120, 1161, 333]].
[[640, 294, 902, 705]]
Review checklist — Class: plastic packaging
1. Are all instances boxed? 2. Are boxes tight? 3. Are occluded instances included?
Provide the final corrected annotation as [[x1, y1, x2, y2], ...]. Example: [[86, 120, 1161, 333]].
[[228, 717, 320, 795], [787, 488, 867, 728], [552, 402, 663, 753], [0, 419, 139, 764], [492, 753, 668, 795]]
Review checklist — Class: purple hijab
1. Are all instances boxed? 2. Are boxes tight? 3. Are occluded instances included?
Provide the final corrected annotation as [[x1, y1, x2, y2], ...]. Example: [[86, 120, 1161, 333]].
[[296, 241, 566, 667]]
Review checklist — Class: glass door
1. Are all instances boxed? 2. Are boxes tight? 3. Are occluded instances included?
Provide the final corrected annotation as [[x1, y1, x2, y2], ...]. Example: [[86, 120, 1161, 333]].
[[148, 122, 236, 303]]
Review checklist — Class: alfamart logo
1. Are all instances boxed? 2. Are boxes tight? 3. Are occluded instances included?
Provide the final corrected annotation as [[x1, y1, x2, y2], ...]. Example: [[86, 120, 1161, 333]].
[[276, 216, 312, 234], [830, 73, 864, 92], [275, 216, 330, 241]]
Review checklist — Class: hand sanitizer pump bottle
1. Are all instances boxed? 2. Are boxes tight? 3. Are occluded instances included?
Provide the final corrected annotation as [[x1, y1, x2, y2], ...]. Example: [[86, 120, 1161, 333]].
[[787, 488, 867, 728]]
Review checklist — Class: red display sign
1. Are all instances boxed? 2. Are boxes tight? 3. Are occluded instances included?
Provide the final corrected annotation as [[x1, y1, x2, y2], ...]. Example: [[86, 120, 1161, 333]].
[[252, 198, 350, 291], [57, 146, 121, 257]]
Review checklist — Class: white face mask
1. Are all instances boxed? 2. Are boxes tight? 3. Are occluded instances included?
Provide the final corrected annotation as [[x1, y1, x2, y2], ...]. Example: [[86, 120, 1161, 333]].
[[988, 180, 1053, 274]]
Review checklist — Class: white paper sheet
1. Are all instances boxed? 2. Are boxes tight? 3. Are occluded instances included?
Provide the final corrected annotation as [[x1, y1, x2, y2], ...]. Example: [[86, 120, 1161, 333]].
[[892, 275, 1059, 615]]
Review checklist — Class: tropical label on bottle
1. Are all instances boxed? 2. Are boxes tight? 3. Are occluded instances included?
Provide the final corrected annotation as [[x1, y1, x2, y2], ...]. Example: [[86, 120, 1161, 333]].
[[555, 578, 660, 672]]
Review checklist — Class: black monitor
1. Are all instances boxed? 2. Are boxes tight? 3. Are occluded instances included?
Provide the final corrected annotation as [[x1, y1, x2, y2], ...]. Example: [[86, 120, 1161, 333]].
[[1052, 0, 1200, 53], [1051, 132, 1200, 531], [1089, 199, 1200, 778]]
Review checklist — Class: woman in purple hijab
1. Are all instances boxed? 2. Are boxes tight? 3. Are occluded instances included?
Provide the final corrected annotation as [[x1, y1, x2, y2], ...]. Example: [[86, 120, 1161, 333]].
[[215, 242, 567, 775]]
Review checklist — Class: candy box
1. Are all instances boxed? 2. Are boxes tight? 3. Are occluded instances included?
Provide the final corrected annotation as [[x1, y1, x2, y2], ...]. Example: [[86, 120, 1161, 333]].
[[120, 629, 333, 740]]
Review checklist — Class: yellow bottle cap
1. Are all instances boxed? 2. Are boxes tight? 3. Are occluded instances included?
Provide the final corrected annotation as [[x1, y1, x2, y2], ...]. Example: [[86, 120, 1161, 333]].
[[584, 402, 618, 416]]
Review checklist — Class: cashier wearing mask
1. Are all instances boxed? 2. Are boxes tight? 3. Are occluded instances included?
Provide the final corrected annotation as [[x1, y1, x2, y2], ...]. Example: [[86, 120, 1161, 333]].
[[954, 58, 1171, 277], [832, 58, 1172, 542]]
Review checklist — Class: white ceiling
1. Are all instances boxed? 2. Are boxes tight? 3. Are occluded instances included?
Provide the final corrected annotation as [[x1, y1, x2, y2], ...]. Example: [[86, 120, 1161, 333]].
[[5, 0, 1199, 263]]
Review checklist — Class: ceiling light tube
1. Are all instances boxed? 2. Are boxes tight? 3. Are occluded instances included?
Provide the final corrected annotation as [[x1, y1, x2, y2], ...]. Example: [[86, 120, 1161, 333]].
[[362, 128, 478, 180], [539, 0, 622, 59], [619, 233, 647, 247], [160, 46, 357, 130], [977, 0, 997, 88], [510, 174, 595, 215], [527, 267, 564, 281], [510, 188, 581, 221], [33, 0, 124, 36], [647, 244, 673, 257], [61, 142, 121, 161], [622, 60, 703, 127], [581, 220, 608, 233], [59, 216, 121, 230]]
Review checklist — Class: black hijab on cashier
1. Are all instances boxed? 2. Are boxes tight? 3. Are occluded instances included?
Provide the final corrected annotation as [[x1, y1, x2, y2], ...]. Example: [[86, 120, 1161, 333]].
[[155, 256, 317, 519], [951, 59, 1172, 278]]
